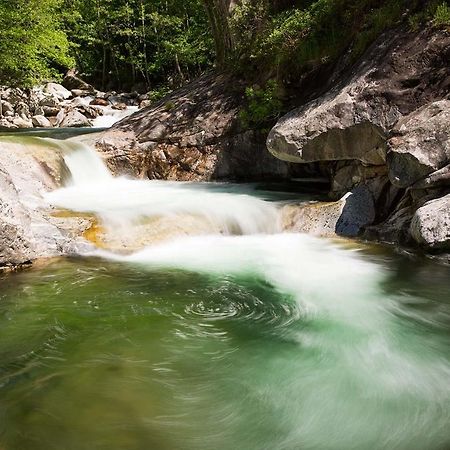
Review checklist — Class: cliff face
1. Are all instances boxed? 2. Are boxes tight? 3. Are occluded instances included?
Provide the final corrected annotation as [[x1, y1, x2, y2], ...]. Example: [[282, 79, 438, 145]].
[[267, 26, 450, 251], [94, 74, 304, 181]]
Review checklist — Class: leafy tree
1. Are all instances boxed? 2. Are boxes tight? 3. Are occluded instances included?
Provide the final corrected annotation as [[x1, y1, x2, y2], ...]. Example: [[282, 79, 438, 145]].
[[0, 0, 73, 86], [63, 0, 214, 90]]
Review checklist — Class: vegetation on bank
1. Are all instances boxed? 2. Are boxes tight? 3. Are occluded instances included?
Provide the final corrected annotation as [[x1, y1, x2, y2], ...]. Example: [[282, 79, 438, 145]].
[[0, 0, 448, 97]]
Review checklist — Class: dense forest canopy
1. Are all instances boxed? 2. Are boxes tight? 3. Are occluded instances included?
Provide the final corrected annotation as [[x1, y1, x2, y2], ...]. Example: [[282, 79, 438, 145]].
[[0, 0, 448, 91]]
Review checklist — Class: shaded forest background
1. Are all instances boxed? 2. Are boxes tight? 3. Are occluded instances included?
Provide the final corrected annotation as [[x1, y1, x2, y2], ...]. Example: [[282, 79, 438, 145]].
[[0, 0, 448, 96]]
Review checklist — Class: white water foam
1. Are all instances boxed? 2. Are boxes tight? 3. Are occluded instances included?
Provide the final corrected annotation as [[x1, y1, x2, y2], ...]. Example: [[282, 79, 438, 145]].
[[45, 142, 280, 235], [92, 106, 139, 128], [97, 233, 386, 327]]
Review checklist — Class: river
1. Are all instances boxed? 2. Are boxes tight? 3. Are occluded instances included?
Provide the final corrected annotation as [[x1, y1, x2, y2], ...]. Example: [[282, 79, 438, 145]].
[[0, 130, 449, 450]]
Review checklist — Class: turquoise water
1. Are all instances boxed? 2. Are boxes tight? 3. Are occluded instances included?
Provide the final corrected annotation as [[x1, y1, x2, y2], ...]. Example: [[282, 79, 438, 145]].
[[0, 134, 449, 449], [0, 242, 449, 450]]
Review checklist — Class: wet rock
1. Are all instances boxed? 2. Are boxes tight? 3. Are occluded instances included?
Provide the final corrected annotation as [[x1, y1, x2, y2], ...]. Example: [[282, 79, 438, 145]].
[[111, 102, 127, 110], [410, 194, 450, 250], [387, 100, 450, 188], [32, 115, 52, 128], [0, 138, 92, 268], [78, 105, 100, 119], [282, 186, 375, 238], [90, 97, 109, 107]]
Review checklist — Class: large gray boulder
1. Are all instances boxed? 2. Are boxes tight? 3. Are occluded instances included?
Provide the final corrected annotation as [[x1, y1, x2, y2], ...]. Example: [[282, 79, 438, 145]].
[[267, 92, 394, 165], [267, 28, 450, 166], [387, 100, 450, 188], [410, 194, 450, 250]]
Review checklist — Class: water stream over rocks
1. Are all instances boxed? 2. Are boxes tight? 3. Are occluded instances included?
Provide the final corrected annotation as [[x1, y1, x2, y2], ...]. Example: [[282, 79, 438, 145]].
[[0, 134, 449, 450]]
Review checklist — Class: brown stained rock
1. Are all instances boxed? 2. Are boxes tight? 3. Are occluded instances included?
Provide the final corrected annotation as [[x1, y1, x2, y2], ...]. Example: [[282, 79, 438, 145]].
[[95, 74, 296, 181], [282, 186, 376, 238], [90, 98, 109, 107]]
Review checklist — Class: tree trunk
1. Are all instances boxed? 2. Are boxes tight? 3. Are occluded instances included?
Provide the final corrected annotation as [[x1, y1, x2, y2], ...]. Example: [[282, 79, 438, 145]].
[[202, 0, 234, 67]]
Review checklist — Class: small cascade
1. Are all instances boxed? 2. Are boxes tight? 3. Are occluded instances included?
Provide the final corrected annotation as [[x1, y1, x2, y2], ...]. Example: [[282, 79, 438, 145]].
[[92, 106, 139, 128], [58, 140, 113, 186], [45, 140, 281, 249]]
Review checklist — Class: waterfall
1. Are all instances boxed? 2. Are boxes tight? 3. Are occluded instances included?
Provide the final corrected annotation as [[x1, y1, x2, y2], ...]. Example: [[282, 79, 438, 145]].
[[59, 140, 113, 186], [45, 140, 280, 242]]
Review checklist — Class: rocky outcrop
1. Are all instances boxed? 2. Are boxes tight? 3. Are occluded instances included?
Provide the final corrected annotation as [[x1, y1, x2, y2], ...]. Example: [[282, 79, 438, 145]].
[[268, 28, 450, 165], [268, 27, 450, 253], [387, 100, 450, 188], [0, 138, 92, 270], [95, 74, 299, 181]]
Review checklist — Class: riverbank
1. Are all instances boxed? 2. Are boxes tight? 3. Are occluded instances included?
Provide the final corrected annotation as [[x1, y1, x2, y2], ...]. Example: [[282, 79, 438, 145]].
[[0, 72, 145, 130], [95, 25, 450, 255]]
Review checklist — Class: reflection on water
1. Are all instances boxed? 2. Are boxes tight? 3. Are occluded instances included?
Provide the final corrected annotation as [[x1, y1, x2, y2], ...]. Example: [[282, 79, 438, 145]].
[[0, 242, 449, 450]]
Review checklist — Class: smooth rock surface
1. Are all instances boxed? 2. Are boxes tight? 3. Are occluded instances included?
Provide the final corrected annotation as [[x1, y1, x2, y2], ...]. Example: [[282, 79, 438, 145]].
[[267, 28, 450, 165], [0, 138, 92, 268], [387, 100, 450, 188], [410, 194, 450, 250], [44, 83, 72, 101], [60, 109, 91, 128], [282, 186, 375, 238]]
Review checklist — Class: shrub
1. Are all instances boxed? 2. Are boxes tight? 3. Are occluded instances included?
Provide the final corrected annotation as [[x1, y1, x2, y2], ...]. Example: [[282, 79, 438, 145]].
[[239, 80, 283, 129], [434, 2, 450, 26]]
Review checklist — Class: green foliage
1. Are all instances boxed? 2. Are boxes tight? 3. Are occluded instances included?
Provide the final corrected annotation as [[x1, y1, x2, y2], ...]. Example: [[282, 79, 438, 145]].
[[0, 0, 73, 86], [407, 1, 448, 30], [239, 80, 283, 129], [229, 0, 433, 81], [147, 86, 173, 102], [352, 1, 404, 59], [434, 2, 450, 26], [63, 0, 214, 90]]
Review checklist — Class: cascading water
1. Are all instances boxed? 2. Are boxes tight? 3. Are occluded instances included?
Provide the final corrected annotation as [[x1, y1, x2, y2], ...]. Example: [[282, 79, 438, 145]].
[[1, 134, 450, 450], [46, 143, 281, 237], [92, 106, 139, 128]]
